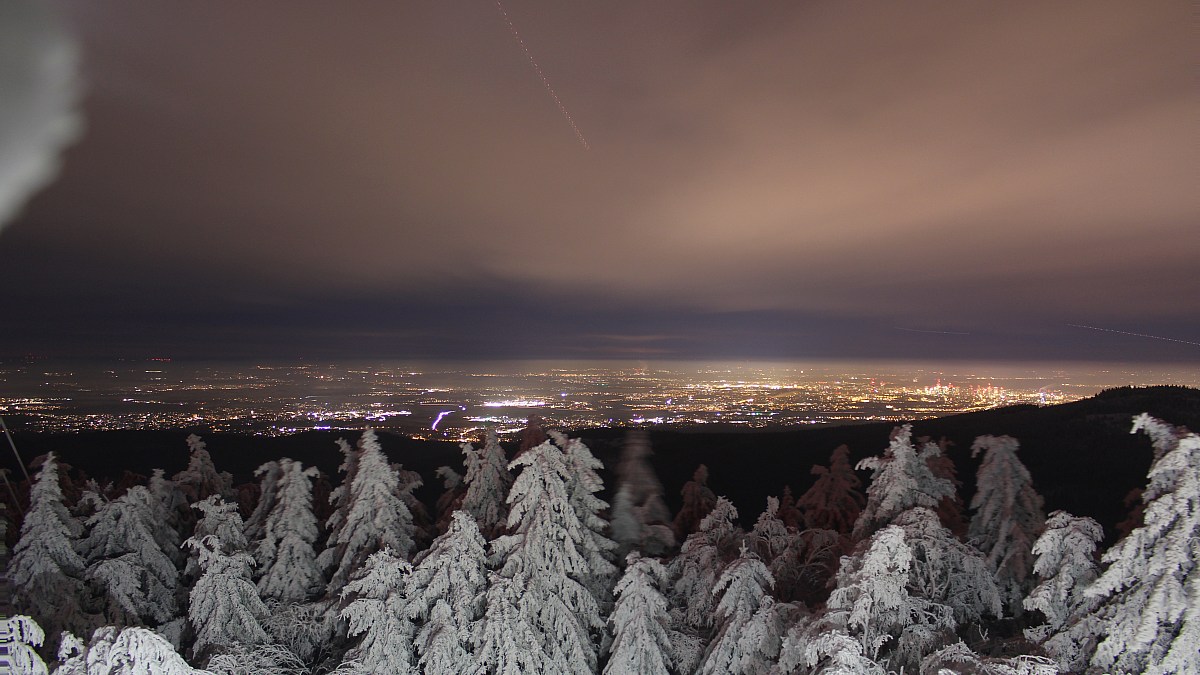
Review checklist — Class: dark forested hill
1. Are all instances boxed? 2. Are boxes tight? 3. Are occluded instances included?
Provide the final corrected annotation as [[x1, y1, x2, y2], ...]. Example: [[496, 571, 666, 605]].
[[5, 385, 1197, 542]]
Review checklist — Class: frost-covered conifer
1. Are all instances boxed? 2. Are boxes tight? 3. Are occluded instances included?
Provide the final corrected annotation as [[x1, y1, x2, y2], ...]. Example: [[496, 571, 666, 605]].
[[54, 625, 206, 675], [610, 430, 674, 557], [923, 437, 967, 537], [406, 511, 488, 674], [324, 429, 415, 592], [474, 572, 546, 675], [173, 434, 232, 504], [8, 452, 87, 638], [1021, 510, 1102, 670], [778, 628, 885, 675], [255, 458, 322, 603], [749, 497, 790, 563], [243, 460, 281, 545], [395, 464, 430, 548], [893, 507, 1002, 626], [205, 643, 306, 675], [853, 426, 955, 540], [460, 428, 513, 539], [487, 439, 603, 672], [799, 445, 865, 535], [82, 485, 179, 625], [605, 553, 674, 675], [699, 543, 776, 675], [432, 465, 464, 534], [7, 615, 50, 675], [674, 464, 718, 537], [968, 435, 1046, 614], [826, 524, 955, 668], [185, 534, 269, 659], [920, 641, 1057, 675], [1082, 415, 1200, 675], [186, 495, 247, 580], [553, 431, 619, 606], [338, 548, 417, 675], [671, 496, 741, 631], [147, 468, 187, 566]]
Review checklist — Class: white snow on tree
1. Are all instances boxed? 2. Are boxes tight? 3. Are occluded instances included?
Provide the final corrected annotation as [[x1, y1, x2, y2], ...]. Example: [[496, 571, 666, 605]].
[[749, 497, 791, 564], [8, 451, 87, 639], [53, 625, 211, 675], [486, 439, 604, 673], [172, 434, 233, 504], [778, 628, 886, 675], [148, 468, 188, 567], [338, 548, 417, 675], [6, 615, 50, 675], [825, 524, 955, 668], [256, 458, 323, 603], [920, 640, 1058, 675], [259, 600, 337, 664], [394, 464, 430, 549], [406, 510, 488, 674], [853, 425, 955, 540], [185, 495, 248, 580], [204, 643, 306, 675], [1082, 414, 1200, 675], [609, 430, 675, 557], [670, 496, 741, 631], [798, 445, 865, 535], [81, 485, 180, 625], [185, 533, 269, 660], [893, 507, 1002, 627], [460, 428, 513, 540], [243, 460, 282, 545], [1022, 510, 1103, 671], [605, 552, 674, 675], [698, 542, 776, 675], [552, 430, 619, 609], [968, 435, 1046, 615], [323, 428, 415, 592], [473, 572, 547, 675]]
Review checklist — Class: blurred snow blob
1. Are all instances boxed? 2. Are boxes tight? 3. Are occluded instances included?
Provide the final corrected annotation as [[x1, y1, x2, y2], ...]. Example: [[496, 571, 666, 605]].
[[0, 0, 81, 229]]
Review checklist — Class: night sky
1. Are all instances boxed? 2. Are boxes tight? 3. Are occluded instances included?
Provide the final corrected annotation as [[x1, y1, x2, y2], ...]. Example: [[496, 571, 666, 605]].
[[1, 1, 1196, 362]]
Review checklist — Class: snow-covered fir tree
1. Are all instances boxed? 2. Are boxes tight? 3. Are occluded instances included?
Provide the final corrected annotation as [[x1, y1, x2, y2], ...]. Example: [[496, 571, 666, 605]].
[[699, 543, 776, 675], [316, 437, 358, 576], [394, 464, 431, 549], [671, 496, 741, 632], [798, 444, 864, 535], [825, 524, 955, 669], [1081, 414, 1199, 675], [674, 463, 718, 538], [778, 628, 885, 675], [172, 434, 232, 504], [256, 458, 323, 603], [148, 467, 188, 567], [923, 437, 967, 537], [968, 434, 1046, 614], [749, 496, 791, 563], [893, 507, 1002, 627], [185, 533, 269, 660], [552, 430, 619, 609], [919, 641, 1057, 675], [243, 460, 282, 545], [406, 510, 488, 674], [338, 548, 417, 675], [853, 425, 955, 540], [55, 625, 207, 675], [8, 451, 87, 640], [1022, 510, 1103, 671], [186, 495, 248, 580], [605, 553, 674, 675], [81, 485, 179, 625], [460, 428, 513, 539], [323, 428, 415, 592], [7, 615, 50, 675], [474, 572, 546, 675], [610, 430, 675, 557], [487, 439, 604, 673]]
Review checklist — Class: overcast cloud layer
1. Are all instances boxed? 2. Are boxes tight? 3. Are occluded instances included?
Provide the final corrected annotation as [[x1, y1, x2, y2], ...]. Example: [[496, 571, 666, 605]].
[[1, 0, 1196, 361]]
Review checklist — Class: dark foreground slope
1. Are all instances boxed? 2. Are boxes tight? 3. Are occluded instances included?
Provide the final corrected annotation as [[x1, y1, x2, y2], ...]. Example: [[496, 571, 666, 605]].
[[5, 385, 1197, 541]]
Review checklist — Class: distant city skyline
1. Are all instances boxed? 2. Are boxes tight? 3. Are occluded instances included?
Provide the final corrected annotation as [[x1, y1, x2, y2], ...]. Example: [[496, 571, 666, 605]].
[[1, 1, 1195, 362]]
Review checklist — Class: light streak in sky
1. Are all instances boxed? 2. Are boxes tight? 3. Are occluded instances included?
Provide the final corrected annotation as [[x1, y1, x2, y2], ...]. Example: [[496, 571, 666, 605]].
[[431, 410, 454, 431], [895, 327, 972, 335], [495, 0, 590, 150], [1067, 324, 1200, 347]]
